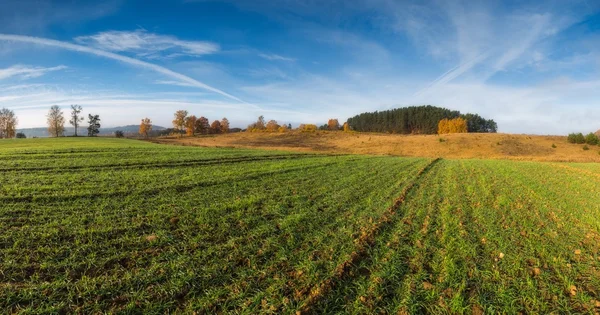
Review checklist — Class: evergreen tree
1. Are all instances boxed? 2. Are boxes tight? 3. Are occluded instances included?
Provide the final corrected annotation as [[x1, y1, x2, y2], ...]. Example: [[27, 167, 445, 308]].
[[347, 105, 497, 134]]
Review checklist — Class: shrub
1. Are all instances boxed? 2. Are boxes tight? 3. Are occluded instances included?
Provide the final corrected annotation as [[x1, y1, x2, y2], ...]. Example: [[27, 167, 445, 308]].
[[298, 124, 317, 132], [585, 133, 599, 145], [115, 130, 125, 138], [16, 132, 26, 139], [583, 145, 589, 151], [567, 133, 585, 144], [551, 143, 556, 148]]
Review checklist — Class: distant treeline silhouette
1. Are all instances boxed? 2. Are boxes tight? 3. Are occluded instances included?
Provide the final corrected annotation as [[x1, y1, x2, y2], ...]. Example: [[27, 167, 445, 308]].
[[347, 105, 498, 134]]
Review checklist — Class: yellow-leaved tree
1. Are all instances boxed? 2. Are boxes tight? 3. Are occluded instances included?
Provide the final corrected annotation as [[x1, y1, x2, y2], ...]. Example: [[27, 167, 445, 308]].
[[172, 110, 188, 136], [139, 118, 152, 138], [343, 122, 351, 132], [438, 118, 468, 134], [220, 118, 230, 133]]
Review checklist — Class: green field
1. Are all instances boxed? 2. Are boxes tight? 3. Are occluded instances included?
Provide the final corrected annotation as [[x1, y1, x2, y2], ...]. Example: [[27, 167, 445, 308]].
[[1, 138, 600, 314]]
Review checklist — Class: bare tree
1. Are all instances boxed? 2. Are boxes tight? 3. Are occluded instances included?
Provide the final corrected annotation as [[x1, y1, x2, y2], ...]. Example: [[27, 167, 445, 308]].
[[47, 105, 65, 137], [69, 105, 84, 136], [0, 108, 18, 139]]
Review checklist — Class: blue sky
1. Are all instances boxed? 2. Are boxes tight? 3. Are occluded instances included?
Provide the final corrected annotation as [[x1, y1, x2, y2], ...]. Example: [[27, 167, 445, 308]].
[[0, 0, 599, 134]]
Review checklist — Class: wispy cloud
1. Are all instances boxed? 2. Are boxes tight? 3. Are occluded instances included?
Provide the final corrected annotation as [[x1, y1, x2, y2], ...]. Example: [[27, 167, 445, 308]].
[[258, 53, 296, 62], [400, 1, 588, 98], [0, 85, 306, 128], [0, 65, 67, 80], [153, 80, 197, 87], [74, 29, 219, 59], [0, 34, 252, 106]]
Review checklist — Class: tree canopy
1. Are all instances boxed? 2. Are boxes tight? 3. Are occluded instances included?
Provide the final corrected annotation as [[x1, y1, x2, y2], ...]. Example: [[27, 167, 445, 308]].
[[346, 105, 497, 134]]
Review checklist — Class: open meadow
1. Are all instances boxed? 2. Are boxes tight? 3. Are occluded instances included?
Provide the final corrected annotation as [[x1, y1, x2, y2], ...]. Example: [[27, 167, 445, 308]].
[[154, 131, 600, 163], [2, 138, 600, 314]]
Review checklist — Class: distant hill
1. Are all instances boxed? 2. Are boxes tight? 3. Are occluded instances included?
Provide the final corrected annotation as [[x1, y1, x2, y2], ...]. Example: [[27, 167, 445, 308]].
[[17, 125, 166, 138]]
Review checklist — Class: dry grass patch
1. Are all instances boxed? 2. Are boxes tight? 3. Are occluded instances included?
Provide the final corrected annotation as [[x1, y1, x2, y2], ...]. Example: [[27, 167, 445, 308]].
[[152, 132, 600, 162]]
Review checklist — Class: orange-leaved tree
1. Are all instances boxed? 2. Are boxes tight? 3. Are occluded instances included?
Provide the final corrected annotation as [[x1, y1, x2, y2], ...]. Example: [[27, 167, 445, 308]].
[[185, 115, 197, 136], [220, 118, 230, 133], [327, 119, 340, 130], [210, 120, 222, 134], [266, 120, 280, 132], [139, 118, 152, 138]]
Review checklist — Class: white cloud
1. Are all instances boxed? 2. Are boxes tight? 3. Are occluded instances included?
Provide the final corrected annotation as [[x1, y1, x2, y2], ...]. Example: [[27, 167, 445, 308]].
[[153, 80, 197, 88], [0, 65, 67, 80], [258, 53, 296, 62], [0, 85, 306, 128], [74, 30, 219, 59], [0, 34, 251, 106]]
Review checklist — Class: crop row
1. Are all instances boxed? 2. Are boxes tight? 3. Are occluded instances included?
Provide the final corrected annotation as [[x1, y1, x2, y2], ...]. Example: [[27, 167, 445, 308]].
[[0, 140, 431, 313]]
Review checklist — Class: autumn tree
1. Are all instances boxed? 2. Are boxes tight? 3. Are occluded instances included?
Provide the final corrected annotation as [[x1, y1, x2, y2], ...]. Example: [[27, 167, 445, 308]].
[[172, 110, 188, 135], [343, 122, 351, 132], [220, 118, 230, 133], [299, 124, 317, 132], [87, 114, 101, 137], [0, 107, 18, 139], [185, 115, 197, 136], [266, 120, 280, 132], [195, 116, 210, 134], [139, 118, 152, 138], [438, 118, 468, 134], [210, 120, 222, 134], [247, 115, 266, 132], [69, 105, 84, 136], [278, 124, 289, 133], [327, 119, 340, 131], [47, 105, 65, 137]]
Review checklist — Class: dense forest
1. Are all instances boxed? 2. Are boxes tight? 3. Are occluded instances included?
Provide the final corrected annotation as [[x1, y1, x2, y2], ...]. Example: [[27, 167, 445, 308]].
[[346, 105, 498, 134]]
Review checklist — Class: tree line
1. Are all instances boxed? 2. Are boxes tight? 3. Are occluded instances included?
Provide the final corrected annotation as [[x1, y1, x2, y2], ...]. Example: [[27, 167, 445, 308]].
[[346, 105, 497, 134], [46, 105, 101, 137], [0, 104, 500, 139], [0, 105, 101, 139], [138, 111, 231, 138]]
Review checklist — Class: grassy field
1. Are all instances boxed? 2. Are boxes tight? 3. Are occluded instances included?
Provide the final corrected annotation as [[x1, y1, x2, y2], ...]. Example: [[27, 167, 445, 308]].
[[2, 138, 600, 314], [154, 131, 600, 162]]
